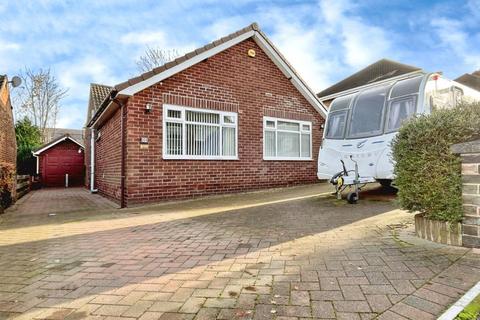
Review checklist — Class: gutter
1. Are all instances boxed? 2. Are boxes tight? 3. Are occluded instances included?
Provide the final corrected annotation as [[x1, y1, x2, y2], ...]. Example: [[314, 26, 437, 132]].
[[87, 90, 118, 128]]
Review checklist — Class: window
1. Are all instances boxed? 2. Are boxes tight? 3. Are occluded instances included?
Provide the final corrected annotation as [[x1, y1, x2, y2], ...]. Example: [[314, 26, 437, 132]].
[[263, 117, 312, 160], [386, 97, 416, 132], [347, 85, 388, 138], [390, 76, 423, 98], [163, 105, 237, 159], [325, 111, 347, 139]]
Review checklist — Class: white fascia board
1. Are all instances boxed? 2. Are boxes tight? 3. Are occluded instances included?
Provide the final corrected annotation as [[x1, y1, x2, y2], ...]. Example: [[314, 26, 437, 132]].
[[319, 70, 425, 102], [114, 28, 326, 119], [91, 100, 114, 128], [252, 32, 327, 118], [118, 30, 255, 97], [33, 136, 84, 155]]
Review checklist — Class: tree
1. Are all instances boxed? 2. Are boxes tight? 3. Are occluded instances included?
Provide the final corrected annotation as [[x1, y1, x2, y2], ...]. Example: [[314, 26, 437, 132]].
[[15, 118, 41, 175], [136, 47, 180, 73], [14, 68, 68, 142]]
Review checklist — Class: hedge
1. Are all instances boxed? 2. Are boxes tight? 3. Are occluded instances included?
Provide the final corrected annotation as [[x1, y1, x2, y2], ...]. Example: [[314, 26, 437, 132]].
[[391, 102, 480, 223]]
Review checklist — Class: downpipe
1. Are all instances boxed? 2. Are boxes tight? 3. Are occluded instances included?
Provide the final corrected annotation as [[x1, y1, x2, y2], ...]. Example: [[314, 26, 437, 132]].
[[90, 127, 98, 193]]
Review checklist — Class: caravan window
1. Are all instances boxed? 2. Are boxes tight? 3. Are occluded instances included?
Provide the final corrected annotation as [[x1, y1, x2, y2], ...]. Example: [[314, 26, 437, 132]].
[[325, 111, 347, 139], [386, 97, 416, 132], [330, 94, 353, 112], [390, 76, 422, 98], [347, 86, 388, 138]]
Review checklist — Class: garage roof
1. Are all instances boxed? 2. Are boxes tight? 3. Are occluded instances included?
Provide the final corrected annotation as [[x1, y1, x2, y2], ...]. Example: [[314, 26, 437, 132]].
[[33, 134, 84, 156]]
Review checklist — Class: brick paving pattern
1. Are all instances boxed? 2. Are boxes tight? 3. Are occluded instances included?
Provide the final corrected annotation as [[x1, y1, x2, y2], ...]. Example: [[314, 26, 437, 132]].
[[0, 184, 479, 319]]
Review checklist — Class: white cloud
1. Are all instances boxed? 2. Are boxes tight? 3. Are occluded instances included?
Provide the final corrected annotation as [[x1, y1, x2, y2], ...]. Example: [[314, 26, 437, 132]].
[[431, 17, 480, 70], [120, 31, 167, 47], [318, 0, 391, 69]]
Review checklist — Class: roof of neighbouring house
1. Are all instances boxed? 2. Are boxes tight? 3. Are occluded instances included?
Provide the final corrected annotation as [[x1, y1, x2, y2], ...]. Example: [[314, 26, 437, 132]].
[[87, 22, 327, 127], [317, 59, 422, 98], [33, 134, 84, 155], [86, 83, 112, 125], [455, 71, 480, 92], [43, 127, 83, 143]]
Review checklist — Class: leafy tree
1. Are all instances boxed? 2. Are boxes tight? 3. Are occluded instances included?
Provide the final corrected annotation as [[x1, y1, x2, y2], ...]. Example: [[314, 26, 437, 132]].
[[15, 118, 41, 175]]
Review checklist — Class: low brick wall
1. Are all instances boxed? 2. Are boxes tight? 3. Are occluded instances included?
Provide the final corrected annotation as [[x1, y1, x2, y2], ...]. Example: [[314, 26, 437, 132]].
[[452, 139, 480, 248]]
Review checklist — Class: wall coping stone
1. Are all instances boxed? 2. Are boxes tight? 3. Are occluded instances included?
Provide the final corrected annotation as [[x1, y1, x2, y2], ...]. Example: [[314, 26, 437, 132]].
[[451, 139, 480, 154]]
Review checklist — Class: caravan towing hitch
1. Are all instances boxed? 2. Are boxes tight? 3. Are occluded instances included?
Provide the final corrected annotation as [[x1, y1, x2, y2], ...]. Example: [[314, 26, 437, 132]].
[[329, 155, 371, 204]]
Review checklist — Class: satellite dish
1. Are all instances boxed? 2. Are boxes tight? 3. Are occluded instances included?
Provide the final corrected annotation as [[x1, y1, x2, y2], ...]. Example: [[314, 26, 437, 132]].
[[10, 76, 22, 88]]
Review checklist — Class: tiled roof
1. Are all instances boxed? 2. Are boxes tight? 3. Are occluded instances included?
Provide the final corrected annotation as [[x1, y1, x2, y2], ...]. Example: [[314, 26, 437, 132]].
[[87, 22, 326, 127], [86, 83, 112, 124], [33, 133, 84, 155], [455, 72, 480, 92], [113, 23, 260, 92], [43, 127, 83, 144], [317, 59, 421, 98]]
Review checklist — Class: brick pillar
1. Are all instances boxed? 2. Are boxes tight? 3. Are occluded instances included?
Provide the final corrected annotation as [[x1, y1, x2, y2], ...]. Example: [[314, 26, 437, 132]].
[[452, 139, 480, 248]]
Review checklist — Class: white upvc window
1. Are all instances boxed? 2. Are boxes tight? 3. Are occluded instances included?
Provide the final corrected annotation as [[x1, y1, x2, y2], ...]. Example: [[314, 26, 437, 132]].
[[163, 104, 238, 160], [263, 117, 312, 161]]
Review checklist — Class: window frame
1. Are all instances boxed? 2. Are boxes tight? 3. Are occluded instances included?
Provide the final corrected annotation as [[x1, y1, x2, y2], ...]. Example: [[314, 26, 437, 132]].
[[346, 86, 388, 139], [163, 104, 238, 160], [384, 96, 417, 133], [325, 110, 348, 139], [263, 116, 312, 161]]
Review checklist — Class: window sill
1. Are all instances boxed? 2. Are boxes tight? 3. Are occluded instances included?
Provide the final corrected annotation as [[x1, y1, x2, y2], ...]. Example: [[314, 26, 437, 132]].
[[163, 155, 239, 160], [263, 157, 313, 161]]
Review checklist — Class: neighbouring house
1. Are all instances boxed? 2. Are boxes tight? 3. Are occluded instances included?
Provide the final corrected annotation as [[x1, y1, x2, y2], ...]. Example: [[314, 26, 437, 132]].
[[32, 134, 84, 188], [455, 70, 480, 92], [0, 75, 17, 209], [43, 127, 83, 144], [84, 23, 327, 207], [317, 59, 422, 107]]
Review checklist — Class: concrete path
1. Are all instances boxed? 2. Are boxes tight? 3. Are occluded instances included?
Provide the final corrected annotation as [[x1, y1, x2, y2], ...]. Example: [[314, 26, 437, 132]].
[[0, 184, 478, 319]]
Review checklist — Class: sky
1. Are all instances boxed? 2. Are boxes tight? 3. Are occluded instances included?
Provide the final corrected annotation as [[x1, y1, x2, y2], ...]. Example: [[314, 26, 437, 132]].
[[1, 0, 479, 129]]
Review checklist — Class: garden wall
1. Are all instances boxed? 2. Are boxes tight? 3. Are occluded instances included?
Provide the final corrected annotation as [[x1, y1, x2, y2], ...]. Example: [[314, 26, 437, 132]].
[[452, 139, 480, 248]]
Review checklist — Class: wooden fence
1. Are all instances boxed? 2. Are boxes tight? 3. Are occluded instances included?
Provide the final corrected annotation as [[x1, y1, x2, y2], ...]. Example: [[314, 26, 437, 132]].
[[16, 175, 30, 199]]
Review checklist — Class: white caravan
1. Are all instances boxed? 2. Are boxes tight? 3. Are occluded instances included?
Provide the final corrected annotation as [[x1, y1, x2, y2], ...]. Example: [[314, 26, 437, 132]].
[[317, 72, 480, 201]]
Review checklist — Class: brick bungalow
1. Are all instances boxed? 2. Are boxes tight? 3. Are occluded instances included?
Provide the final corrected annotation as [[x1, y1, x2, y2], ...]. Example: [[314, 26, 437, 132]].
[[85, 23, 327, 207], [0, 75, 17, 209]]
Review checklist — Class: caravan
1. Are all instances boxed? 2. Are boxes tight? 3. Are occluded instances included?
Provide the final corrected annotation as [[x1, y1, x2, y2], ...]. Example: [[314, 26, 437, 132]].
[[318, 72, 480, 202]]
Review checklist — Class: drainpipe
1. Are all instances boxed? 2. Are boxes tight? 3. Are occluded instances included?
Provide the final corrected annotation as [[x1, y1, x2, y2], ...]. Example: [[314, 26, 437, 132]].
[[112, 98, 126, 208], [90, 127, 98, 193]]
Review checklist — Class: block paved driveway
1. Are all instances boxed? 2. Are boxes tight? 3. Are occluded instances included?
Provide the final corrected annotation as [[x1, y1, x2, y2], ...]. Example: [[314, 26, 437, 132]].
[[0, 184, 479, 320]]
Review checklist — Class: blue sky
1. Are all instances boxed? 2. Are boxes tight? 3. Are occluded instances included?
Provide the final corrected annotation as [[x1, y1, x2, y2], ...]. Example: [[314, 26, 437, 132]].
[[1, 0, 479, 129]]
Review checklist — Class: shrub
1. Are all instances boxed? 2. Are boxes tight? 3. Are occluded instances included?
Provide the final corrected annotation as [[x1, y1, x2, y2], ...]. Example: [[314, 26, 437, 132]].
[[392, 102, 480, 223], [0, 162, 15, 211]]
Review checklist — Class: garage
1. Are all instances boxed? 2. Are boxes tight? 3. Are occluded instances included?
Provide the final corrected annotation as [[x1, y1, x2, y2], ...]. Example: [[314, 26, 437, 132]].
[[33, 134, 85, 188]]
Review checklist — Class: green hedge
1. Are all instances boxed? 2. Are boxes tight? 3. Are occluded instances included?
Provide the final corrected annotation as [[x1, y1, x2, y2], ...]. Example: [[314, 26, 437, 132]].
[[391, 102, 480, 223]]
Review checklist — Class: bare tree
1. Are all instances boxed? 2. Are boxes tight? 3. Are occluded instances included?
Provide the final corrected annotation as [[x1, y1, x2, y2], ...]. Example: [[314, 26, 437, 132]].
[[14, 68, 68, 143], [136, 47, 180, 73]]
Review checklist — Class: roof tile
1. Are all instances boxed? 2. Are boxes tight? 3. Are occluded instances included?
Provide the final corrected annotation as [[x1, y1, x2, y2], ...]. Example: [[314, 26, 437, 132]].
[[318, 59, 421, 98]]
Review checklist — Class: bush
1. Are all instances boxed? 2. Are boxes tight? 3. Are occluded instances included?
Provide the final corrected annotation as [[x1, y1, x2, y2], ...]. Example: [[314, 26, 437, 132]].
[[0, 162, 15, 211], [392, 102, 480, 223]]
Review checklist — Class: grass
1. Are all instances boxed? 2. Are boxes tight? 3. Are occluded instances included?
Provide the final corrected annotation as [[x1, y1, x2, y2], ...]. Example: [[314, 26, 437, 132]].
[[455, 293, 480, 320]]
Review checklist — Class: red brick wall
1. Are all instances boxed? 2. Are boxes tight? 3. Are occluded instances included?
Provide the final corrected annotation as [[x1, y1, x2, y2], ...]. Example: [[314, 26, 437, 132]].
[[120, 38, 324, 205], [0, 82, 16, 167], [94, 107, 123, 203], [0, 80, 17, 203]]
